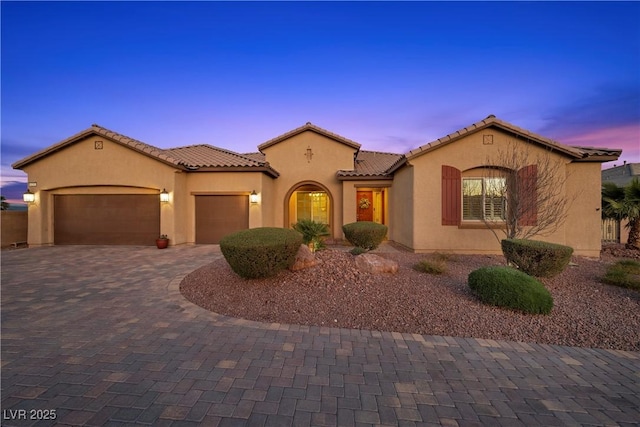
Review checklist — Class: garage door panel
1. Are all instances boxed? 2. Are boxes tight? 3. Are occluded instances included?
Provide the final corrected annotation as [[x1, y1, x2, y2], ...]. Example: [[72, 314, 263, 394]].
[[196, 195, 249, 244], [54, 195, 160, 245]]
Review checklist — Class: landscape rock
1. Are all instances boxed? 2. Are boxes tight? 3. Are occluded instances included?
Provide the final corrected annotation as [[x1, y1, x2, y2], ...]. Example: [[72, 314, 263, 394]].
[[355, 253, 398, 274], [289, 244, 319, 271]]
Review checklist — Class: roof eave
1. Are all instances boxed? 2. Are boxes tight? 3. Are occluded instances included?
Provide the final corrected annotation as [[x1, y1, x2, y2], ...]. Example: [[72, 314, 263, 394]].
[[405, 117, 584, 161], [12, 128, 95, 169], [573, 154, 622, 163], [337, 175, 394, 181], [186, 165, 280, 178], [12, 127, 183, 170]]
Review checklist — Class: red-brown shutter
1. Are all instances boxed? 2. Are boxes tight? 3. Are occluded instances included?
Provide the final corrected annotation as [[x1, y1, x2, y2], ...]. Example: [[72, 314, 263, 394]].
[[442, 165, 461, 225], [517, 164, 538, 226]]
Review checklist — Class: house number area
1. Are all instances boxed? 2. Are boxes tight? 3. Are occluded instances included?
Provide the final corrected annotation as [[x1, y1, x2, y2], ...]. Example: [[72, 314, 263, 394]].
[[3, 409, 57, 421]]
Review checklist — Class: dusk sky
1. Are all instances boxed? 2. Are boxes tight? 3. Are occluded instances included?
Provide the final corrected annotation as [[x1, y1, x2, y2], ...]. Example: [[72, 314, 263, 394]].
[[2, 1, 639, 203]]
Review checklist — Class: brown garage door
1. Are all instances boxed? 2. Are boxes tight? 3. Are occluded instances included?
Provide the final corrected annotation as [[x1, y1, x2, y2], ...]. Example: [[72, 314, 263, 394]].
[[196, 195, 249, 244], [54, 194, 160, 245]]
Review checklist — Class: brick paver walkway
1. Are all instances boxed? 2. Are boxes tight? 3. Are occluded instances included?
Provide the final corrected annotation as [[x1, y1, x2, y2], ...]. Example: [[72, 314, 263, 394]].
[[1, 246, 639, 426]]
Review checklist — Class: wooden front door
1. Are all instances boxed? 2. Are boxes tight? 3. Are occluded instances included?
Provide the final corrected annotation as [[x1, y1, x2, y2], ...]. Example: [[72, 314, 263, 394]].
[[356, 191, 373, 222]]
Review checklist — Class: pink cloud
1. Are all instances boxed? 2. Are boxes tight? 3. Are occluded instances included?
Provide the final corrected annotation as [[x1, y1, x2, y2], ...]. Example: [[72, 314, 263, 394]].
[[560, 124, 640, 166]]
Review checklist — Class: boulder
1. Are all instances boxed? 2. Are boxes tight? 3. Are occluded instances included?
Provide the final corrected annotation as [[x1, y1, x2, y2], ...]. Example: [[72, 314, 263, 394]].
[[289, 244, 319, 271], [355, 253, 398, 274]]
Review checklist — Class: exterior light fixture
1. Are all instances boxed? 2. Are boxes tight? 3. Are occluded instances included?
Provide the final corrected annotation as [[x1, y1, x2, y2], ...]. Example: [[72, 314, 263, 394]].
[[160, 188, 169, 203], [23, 189, 35, 204], [250, 190, 259, 204]]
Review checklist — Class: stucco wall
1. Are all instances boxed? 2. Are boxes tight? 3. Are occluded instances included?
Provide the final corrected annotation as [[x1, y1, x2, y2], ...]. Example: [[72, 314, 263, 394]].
[[19, 134, 276, 246], [1, 211, 28, 247], [388, 165, 414, 248], [21, 136, 178, 246], [407, 129, 598, 256], [565, 162, 603, 257], [184, 172, 266, 243], [261, 131, 357, 239]]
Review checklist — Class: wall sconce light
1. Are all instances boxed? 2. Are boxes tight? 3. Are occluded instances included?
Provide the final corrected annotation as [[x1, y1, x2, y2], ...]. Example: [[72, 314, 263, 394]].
[[23, 189, 35, 204], [250, 190, 259, 204], [160, 188, 169, 203]]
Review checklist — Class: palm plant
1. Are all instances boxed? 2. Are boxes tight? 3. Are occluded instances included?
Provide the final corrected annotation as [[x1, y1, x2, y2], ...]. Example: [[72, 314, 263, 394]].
[[292, 219, 330, 251], [602, 178, 640, 250], [0, 195, 9, 211]]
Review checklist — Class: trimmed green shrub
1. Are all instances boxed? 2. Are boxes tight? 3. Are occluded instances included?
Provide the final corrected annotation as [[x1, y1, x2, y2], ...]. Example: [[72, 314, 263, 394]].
[[468, 266, 554, 315], [342, 221, 387, 250], [501, 239, 573, 278], [293, 219, 329, 251], [350, 247, 367, 256], [414, 259, 446, 275], [220, 227, 303, 279], [603, 259, 640, 290]]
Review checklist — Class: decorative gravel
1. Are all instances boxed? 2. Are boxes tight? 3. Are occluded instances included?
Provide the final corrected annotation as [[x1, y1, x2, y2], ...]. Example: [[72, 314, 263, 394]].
[[180, 246, 640, 351]]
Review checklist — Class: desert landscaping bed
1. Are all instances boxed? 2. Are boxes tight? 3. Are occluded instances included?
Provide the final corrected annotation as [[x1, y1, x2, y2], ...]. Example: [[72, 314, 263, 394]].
[[180, 245, 640, 351]]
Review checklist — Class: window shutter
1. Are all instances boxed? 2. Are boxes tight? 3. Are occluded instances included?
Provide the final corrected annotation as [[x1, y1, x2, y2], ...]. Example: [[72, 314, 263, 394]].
[[442, 165, 461, 225], [517, 164, 538, 226]]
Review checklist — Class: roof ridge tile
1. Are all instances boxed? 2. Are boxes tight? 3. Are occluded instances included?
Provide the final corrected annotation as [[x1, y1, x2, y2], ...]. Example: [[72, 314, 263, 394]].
[[258, 122, 361, 151]]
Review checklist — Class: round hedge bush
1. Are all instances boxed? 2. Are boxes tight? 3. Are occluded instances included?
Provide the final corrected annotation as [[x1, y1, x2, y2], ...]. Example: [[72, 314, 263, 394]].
[[220, 227, 303, 279], [342, 221, 388, 250], [501, 239, 573, 278], [468, 266, 553, 315]]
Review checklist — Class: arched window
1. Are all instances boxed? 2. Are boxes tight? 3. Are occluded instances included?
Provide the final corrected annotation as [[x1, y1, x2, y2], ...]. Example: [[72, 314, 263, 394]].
[[289, 184, 330, 225]]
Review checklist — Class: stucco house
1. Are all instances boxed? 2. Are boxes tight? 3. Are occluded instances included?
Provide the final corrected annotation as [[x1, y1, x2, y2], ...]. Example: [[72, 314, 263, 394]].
[[13, 115, 621, 257]]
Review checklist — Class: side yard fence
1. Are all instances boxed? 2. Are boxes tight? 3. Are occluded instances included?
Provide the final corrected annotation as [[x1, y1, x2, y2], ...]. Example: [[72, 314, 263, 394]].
[[1, 211, 28, 248]]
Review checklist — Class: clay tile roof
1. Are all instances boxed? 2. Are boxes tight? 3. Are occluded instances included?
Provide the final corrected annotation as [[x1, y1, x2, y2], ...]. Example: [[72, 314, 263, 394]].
[[258, 122, 361, 151], [12, 124, 280, 177], [337, 150, 403, 179], [571, 146, 623, 161], [602, 162, 640, 186], [405, 114, 585, 160], [164, 144, 265, 168], [242, 152, 267, 162], [90, 124, 182, 164], [12, 124, 181, 169]]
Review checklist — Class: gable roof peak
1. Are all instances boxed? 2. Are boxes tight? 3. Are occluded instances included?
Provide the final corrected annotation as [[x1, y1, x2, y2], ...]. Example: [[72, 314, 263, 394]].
[[258, 122, 361, 152], [406, 115, 585, 161], [12, 123, 181, 169]]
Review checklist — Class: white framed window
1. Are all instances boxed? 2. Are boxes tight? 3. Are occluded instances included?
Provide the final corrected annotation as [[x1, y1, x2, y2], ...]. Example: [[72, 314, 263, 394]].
[[462, 177, 506, 221]]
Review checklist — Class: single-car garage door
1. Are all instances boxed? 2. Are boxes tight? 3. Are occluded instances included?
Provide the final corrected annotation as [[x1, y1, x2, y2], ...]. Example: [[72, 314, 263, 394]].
[[54, 194, 160, 245], [196, 195, 249, 244]]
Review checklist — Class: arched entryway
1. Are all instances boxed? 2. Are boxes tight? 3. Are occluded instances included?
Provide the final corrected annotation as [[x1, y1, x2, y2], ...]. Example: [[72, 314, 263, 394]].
[[284, 181, 333, 234]]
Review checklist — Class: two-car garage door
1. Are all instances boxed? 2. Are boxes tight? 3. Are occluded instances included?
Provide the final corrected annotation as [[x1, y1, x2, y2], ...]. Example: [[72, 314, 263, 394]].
[[54, 194, 160, 245]]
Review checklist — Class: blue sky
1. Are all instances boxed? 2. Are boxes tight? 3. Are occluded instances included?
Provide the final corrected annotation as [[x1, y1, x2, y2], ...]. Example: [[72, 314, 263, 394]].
[[2, 1, 639, 203]]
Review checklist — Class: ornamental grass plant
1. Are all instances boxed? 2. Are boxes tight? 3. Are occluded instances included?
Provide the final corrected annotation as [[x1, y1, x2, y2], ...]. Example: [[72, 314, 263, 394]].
[[603, 259, 640, 291]]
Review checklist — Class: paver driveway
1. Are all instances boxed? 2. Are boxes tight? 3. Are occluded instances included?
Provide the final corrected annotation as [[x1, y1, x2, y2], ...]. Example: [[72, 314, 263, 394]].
[[2, 246, 639, 426]]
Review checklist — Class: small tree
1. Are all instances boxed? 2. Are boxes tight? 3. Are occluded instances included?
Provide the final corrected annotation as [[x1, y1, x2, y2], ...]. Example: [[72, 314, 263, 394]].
[[0, 195, 9, 211], [602, 178, 640, 250], [481, 141, 576, 242]]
